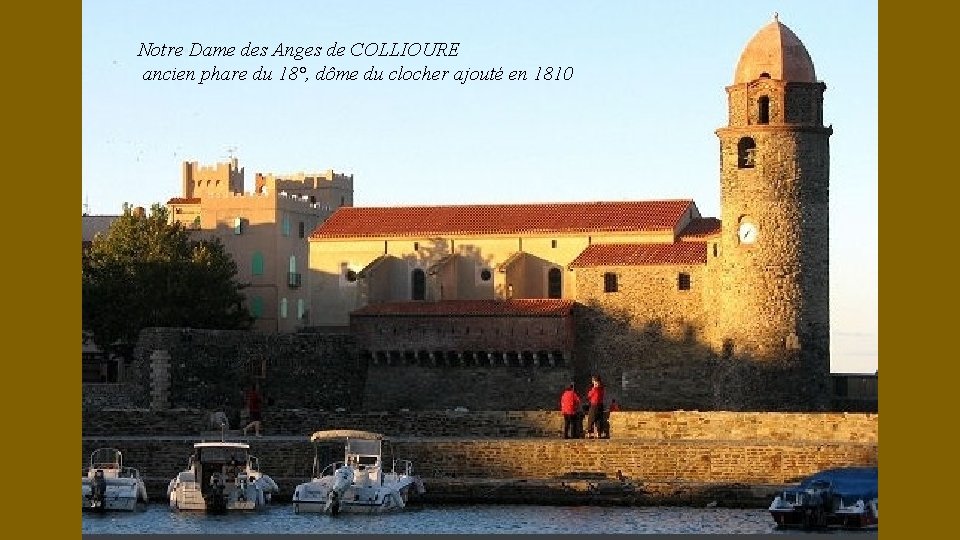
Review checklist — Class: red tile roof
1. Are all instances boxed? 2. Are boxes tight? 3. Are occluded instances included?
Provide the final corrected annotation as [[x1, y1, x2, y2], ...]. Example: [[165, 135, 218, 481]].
[[568, 242, 708, 267], [311, 200, 694, 239], [351, 299, 575, 317], [680, 217, 722, 239], [167, 197, 201, 204]]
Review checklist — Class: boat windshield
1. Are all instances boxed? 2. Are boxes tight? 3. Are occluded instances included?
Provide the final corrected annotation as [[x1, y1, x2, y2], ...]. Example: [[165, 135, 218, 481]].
[[90, 448, 121, 469], [347, 439, 381, 456], [198, 446, 248, 465]]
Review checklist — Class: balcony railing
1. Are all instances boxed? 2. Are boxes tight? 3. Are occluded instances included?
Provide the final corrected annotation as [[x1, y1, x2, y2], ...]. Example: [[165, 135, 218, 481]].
[[288, 272, 302, 288]]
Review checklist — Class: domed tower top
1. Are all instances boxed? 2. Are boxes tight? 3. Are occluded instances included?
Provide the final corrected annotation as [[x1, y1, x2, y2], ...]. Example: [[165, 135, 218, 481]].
[[733, 14, 817, 84]]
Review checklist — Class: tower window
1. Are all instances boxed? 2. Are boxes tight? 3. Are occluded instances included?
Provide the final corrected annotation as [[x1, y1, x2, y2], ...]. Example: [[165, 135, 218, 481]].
[[411, 269, 426, 300], [547, 268, 562, 299], [758, 96, 770, 124], [413, 241, 419, 251], [551, 239, 557, 248], [678, 272, 691, 291], [737, 137, 756, 169], [603, 272, 618, 293]]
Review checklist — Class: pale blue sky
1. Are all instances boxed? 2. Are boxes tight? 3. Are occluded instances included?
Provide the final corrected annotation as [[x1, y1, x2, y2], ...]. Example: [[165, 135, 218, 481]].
[[81, 0, 878, 373]]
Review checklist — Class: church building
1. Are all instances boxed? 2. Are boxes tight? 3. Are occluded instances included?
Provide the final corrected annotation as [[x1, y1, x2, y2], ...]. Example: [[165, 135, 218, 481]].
[[308, 17, 831, 411]]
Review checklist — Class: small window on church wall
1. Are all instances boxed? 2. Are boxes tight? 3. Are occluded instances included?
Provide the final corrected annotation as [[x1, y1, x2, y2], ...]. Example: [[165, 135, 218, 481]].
[[604, 272, 618, 293], [548, 268, 562, 299], [678, 272, 691, 291], [712, 243, 718, 257], [758, 96, 770, 124], [413, 241, 419, 251], [411, 269, 426, 300], [551, 240, 557, 248], [737, 137, 756, 169]]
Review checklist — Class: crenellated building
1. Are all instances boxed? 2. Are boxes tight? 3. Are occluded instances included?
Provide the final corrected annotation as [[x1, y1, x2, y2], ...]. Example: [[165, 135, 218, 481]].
[[168, 158, 353, 333]]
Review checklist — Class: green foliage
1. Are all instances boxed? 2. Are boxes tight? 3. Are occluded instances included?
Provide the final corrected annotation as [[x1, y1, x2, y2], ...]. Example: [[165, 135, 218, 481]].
[[82, 204, 251, 356]]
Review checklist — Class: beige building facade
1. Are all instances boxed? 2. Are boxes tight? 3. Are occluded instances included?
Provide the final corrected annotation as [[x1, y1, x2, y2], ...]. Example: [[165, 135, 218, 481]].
[[169, 159, 353, 333]]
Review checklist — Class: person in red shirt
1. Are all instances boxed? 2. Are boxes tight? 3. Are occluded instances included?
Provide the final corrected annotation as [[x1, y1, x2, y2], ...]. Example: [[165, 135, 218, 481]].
[[242, 383, 263, 437], [585, 374, 606, 439], [559, 384, 581, 439]]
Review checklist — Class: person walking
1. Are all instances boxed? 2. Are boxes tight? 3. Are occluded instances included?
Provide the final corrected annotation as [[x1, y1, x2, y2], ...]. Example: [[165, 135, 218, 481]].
[[242, 382, 263, 437], [559, 383, 581, 439], [585, 374, 606, 439]]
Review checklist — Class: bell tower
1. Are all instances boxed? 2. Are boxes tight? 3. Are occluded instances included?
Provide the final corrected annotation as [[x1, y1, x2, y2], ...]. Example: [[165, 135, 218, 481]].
[[715, 16, 832, 410]]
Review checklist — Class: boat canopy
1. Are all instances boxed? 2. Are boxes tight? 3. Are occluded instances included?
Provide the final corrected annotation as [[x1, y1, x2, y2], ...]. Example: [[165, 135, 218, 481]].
[[310, 429, 385, 442]]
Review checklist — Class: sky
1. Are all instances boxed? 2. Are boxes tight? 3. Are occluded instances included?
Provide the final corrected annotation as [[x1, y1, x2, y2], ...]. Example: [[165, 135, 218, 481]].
[[81, 0, 878, 374]]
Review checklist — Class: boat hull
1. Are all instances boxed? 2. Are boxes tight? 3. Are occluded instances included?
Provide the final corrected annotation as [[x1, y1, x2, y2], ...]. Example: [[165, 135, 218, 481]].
[[293, 478, 423, 514], [82, 478, 148, 512]]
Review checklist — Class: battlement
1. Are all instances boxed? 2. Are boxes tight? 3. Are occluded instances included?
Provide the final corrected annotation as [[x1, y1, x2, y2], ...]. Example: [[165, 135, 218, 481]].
[[182, 159, 245, 199]]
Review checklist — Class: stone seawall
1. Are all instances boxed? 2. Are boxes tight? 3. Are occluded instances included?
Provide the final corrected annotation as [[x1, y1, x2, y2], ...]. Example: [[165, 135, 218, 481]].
[[81, 410, 877, 508], [83, 409, 878, 442], [81, 435, 876, 508]]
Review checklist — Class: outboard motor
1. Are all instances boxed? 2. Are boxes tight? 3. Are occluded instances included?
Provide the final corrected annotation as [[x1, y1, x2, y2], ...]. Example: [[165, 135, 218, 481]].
[[324, 467, 354, 516], [91, 469, 107, 511], [205, 472, 228, 514]]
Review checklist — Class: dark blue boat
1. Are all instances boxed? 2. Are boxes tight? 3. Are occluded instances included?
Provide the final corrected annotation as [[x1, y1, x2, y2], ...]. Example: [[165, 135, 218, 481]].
[[768, 466, 878, 529]]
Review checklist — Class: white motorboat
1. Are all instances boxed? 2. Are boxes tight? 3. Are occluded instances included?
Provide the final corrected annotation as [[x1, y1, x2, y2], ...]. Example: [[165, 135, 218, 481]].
[[81, 448, 149, 511], [167, 440, 278, 513], [292, 430, 425, 515]]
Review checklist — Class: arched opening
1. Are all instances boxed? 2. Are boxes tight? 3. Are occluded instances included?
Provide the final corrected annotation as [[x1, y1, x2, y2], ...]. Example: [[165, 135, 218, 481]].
[[547, 268, 562, 299], [737, 137, 757, 169], [411, 269, 426, 300], [758, 96, 770, 124]]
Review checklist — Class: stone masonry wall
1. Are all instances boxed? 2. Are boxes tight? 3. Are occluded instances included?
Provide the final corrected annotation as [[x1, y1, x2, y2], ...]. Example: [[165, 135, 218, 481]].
[[122, 328, 359, 410], [573, 265, 716, 410], [83, 409, 877, 442]]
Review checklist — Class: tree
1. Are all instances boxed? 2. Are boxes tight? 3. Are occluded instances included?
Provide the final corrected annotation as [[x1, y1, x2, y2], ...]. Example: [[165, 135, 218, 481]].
[[82, 203, 251, 357]]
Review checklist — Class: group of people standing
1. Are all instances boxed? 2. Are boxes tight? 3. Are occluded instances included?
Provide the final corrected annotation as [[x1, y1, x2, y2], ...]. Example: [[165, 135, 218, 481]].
[[560, 374, 620, 439]]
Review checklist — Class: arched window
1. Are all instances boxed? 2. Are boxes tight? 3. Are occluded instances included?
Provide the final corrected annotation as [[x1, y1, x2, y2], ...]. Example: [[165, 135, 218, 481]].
[[758, 96, 770, 124], [251, 252, 264, 276], [737, 137, 756, 169], [547, 268, 562, 299], [411, 269, 426, 300]]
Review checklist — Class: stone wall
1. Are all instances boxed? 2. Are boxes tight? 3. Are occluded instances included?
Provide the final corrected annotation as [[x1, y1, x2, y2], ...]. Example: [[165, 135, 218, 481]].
[[363, 364, 575, 411], [82, 409, 877, 442], [81, 383, 141, 410], [125, 328, 359, 410], [81, 431, 876, 506], [572, 261, 717, 410]]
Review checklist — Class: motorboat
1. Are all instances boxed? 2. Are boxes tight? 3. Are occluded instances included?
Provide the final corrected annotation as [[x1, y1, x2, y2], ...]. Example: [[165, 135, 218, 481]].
[[769, 466, 878, 529], [167, 439, 278, 513], [292, 429, 425, 515], [81, 448, 149, 511]]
